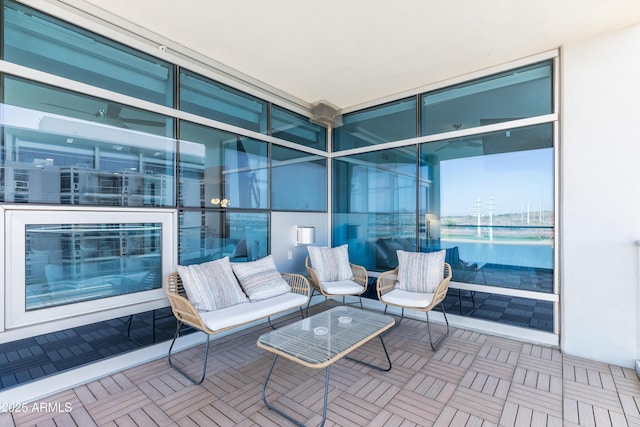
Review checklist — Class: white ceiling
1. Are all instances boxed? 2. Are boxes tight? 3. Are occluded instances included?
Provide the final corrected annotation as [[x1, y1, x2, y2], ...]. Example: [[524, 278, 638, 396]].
[[75, 0, 640, 110]]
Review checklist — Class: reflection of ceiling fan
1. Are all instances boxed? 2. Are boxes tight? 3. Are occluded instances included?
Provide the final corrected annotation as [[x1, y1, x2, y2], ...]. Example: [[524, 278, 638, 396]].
[[435, 123, 482, 151], [436, 139, 482, 151], [43, 102, 165, 128]]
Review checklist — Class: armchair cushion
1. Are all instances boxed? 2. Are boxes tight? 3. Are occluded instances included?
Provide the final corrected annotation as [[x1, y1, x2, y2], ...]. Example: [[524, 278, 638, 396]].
[[176, 257, 248, 311], [232, 255, 291, 301], [396, 249, 446, 293], [307, 244, 354, 282], [380, 288, 435, 309], [320, 279, 365, 295]]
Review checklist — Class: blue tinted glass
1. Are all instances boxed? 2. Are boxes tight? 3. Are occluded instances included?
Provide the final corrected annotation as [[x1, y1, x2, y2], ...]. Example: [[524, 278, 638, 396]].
[[271, 106, 326, 150], [1, 77, 176, 206], [333, 147, 417, 270], [179, 69, 268, 133], [333, 97, 417, 151], [179, 210, 268, 265], [272, 145, 326, 211], [421, 61, 552, 136], [443, 290, 553, 331], [419, 123, 554, 292], [25, 223, 162, 310], [4, 1, 174, 107], [179, 121, 269, 209]]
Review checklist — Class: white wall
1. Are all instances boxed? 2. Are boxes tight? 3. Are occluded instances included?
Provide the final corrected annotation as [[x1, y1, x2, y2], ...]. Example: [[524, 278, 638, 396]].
[[561, 23, 640, 367], [270, 212, 329, 275]]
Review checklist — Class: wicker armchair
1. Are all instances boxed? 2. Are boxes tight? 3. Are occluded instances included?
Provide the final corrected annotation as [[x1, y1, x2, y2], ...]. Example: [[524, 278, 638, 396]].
[[376, 262, 452, 351], [305, 256, 368, 309]]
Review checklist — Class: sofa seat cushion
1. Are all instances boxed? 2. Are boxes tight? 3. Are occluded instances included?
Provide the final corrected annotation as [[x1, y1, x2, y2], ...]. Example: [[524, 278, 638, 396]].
[[200, 292, 308, 332], [320, 279, 364, 295], [380, 288, 434, 309]]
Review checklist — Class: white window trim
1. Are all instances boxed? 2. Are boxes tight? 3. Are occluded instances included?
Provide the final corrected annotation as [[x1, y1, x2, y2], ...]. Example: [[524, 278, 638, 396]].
[[3, 206, 175, 333]]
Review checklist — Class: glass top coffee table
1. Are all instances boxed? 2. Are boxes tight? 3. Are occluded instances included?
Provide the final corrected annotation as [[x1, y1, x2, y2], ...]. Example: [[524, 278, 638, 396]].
[[257, 306, 395, 426]]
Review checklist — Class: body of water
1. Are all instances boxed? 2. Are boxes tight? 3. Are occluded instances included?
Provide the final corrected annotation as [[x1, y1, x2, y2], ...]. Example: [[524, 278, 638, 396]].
[[442, 239, 553, 269]]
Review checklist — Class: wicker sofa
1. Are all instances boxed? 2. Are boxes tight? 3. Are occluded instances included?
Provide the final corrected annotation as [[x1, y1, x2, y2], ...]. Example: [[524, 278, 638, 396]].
[[165, 260, 310, 384]]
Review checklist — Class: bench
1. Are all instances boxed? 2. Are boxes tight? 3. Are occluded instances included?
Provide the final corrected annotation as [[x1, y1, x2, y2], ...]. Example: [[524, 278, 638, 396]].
[[165, 261, 310, 384]]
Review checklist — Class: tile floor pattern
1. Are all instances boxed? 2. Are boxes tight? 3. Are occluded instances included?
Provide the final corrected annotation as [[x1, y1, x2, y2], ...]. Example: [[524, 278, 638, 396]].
[[0, 266, 555, 391], [4, 303, 639, 427]]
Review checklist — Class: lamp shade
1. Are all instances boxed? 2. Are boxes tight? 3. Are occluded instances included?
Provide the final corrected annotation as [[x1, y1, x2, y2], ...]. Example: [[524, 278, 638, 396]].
[[296, 226, 315, 245]]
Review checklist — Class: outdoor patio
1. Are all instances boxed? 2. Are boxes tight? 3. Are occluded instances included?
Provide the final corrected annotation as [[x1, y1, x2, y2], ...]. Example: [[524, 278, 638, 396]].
[[5, 302, 639, 427]]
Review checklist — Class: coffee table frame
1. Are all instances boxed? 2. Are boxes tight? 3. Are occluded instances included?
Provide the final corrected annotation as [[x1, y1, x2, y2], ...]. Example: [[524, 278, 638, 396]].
[[257, 306, 395, 426]]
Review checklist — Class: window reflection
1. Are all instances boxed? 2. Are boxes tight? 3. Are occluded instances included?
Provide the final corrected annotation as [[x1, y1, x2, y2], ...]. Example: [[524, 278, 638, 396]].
[[421, 61, 553, 136], [333, 97, 417, 151], [1, 79, 176, 206], [180, 69, 268, 133], [4, 0, 174, 106], [443, 289, 553, 331], [179, 121, 268, 209], [333, 147, 417, 269], [25, 223, 162, 310], [420, 124, 554, 292], [271, 106, 327, 150], [179, 210, 268, 265], [272, 145, 326, 211]]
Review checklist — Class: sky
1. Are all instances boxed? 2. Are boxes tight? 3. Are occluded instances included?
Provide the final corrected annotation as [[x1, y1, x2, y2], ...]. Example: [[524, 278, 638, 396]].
[[440, 148, 554, 217]]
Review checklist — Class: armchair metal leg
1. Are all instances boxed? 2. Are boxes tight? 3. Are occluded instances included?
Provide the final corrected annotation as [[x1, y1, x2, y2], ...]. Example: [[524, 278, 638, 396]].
[[426, 305, 449, 351], [384, 304, 448, 351], [167, 321, 211, 385], [383, 305, 405, 327], [339, 294, 364, 309], [306, 288, 317, 309], [305, 289, 328, 316]]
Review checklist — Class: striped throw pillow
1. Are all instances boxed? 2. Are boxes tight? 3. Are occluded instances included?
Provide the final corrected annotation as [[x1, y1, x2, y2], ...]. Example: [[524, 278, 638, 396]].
[[232, 255, 291, 301], [307, 244, 353, 282], [177, 257, 248, 311], [396, 250, 446, 293]]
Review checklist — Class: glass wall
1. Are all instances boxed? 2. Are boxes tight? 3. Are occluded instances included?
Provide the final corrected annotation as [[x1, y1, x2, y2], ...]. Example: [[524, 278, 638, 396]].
[[178, 210, 269, 265], [420, 123, 554, 293], [332, 60, 556, 333], [333, 147, 417, 268], [1, 77, 176, 206], [333, 97, 417, 151], [421, 61, 553, 136], [443, 290, 554, 331], [4, 0, 174, 107], [178, 122, 271, 267], [272, 106, 326, 150], [179, 69, 268, 134], [271, 145, 326, 211], [179, 121, 269, 209]]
